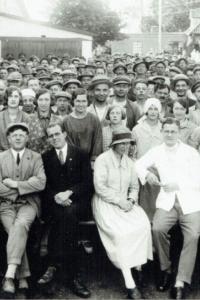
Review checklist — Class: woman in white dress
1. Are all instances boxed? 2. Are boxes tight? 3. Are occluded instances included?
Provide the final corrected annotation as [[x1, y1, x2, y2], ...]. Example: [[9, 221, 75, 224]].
[[92, 127, 152, 299]]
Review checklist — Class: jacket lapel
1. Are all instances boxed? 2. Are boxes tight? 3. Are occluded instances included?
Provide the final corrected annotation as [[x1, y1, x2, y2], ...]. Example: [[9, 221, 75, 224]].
[[5, 150, 15, 176], [20, 148, 32, 179]]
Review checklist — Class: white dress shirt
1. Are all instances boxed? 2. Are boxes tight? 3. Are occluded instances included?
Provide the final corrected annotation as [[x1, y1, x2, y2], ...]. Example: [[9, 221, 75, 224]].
[[11, 148, 25, 164], [135, 141, 200, 214], [55, 143, 68, 163]]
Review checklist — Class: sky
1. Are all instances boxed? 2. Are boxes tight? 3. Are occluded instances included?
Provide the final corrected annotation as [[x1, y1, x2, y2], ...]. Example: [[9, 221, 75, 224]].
[[24, 0, 152, 33]]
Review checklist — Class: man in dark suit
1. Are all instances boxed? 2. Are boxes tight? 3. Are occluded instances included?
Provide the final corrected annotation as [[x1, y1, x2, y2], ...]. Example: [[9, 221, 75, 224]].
[[38, 122, 93, 298]]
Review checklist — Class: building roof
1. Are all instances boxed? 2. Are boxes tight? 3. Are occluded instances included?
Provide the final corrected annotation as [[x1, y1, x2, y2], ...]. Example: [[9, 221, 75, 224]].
[[185, 21, 200, 35], [0, 12, 93, 37]]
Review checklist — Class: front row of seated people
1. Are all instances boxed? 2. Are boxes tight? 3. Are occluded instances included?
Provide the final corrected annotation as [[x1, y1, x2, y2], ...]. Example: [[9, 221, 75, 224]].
[[0, 119, 200, 300]]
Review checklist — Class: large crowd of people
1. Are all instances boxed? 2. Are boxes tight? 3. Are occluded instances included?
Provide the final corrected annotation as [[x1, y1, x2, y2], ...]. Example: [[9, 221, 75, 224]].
[[0, 51, 200, 299]]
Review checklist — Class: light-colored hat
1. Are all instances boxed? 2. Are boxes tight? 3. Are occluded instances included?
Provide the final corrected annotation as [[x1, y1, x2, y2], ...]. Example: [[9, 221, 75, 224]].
[[144, 98, 162, 114], [21, 88, 36, 98], [61, 69, 77, 76], [172, 74, 190, 90], [7, 71, 22, 81], [110, 127, 133, 147], [6, 122, 29, 136]]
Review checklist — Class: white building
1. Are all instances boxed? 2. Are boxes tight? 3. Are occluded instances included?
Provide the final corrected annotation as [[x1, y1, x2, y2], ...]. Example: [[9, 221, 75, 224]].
[[0, 0, 93, 59]]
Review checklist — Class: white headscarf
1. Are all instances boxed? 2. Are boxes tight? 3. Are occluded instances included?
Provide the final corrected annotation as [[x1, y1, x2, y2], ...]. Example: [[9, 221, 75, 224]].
[[144, 97, 162, 114]]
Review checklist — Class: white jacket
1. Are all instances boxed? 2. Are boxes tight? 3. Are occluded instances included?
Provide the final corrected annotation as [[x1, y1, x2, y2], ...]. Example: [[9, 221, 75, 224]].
[[135, 141, 200, 214]]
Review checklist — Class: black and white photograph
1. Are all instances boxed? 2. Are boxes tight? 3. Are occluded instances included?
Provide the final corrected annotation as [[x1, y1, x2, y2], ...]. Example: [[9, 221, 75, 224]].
[[1, 0, 200, 299]]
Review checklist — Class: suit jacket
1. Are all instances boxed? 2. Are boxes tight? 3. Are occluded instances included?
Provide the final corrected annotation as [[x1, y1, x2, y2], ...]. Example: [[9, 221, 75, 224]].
[[0, 148, 46, 216], [42, 144, 94, 214]]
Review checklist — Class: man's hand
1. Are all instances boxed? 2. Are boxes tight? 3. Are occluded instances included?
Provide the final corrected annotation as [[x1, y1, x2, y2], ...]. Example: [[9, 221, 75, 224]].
[[54, 190, 73, 205], [3, 178, 18, 189], [161, 183, 179, 193], [60, 198, 72, 207], [146, 172, 161, 186]]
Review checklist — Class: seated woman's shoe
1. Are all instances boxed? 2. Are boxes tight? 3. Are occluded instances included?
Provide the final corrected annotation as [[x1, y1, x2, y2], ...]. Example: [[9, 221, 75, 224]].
[[127, 287, 142, 299]]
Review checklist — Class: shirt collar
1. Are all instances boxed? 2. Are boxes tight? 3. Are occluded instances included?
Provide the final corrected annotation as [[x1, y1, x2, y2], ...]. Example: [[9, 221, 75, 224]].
[[11, 148, 25, 161], [55, 143, 68, 160], [37, 109, 51, 119]]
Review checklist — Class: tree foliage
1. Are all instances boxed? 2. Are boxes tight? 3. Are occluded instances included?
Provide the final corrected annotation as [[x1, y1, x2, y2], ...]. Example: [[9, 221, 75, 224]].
[[142, 0, 190, 32], [51, 0, 126, 45]]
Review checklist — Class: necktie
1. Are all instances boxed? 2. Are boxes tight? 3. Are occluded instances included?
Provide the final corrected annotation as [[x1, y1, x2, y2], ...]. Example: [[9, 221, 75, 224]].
[[16, 153, 20, 165], [58, 150, 65, 165]]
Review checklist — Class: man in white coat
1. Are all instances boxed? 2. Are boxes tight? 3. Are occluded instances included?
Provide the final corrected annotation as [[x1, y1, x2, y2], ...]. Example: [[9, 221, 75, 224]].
[[135, 117, 200, 299]]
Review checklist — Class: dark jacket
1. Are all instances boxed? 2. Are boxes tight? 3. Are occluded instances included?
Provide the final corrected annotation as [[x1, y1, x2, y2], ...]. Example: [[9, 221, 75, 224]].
[[41, 144, 94, 217]]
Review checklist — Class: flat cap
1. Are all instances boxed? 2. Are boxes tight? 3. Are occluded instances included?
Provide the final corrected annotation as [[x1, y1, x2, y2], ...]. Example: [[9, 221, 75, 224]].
[[169, 66, 182, 74], [113, 62, 127, 73], [133, 59, 148, 72], [63, 79, 81, 88], [61, 69, 77, 76], [193, 66, 200, 74], [172, 74, 190, 89], [7, 71, 22, 81], [78, 71, 94, 80], [191, 80, 200, 93], [45, 80, 63, 89], [7, 64, 19, 71], [54, 91, 72, 99], [6, 122, 29, 136], [88, 75, 112, 90], [51, 68, 62, 75], [38, 73, 51, 80], [112, 75, 131, 85]]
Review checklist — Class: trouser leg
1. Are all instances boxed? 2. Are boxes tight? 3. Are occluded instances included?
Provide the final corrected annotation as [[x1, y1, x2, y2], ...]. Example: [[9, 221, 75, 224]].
[[152, 207, 178, 272], [1, 203, 36, 278], [48, 203, 79, 278], [177, 211, 200, 284]]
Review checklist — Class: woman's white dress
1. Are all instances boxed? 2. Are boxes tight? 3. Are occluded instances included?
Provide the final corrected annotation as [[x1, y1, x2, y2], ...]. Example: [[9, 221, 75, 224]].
[[92, 149, 152, 269]]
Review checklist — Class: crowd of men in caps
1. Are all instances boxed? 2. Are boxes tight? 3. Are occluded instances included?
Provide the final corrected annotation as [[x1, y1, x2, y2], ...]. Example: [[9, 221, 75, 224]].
[[1, 51, 200, 300]]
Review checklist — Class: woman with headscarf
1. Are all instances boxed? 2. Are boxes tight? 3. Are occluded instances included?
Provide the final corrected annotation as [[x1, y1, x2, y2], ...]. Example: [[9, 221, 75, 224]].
[[93, 127, 152, 299], [132, 98, 163, 221]]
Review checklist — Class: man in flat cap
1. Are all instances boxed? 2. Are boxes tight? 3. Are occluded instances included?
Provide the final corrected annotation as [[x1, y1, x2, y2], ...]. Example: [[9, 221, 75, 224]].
[[133, 59, 148, 80], [171, 74, 196, 107], [113, 63, 127, 76], [54, 91, 73, 119], [61, 70, 77, 83], [193, 66, 200, 83], [87, 75, 111, 126], [189, 81, 200, 126], [110, 75, 141, 130], [0, 123, 46, 296], [155, 61, 166, 77], [45, 80, 63, 97]]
